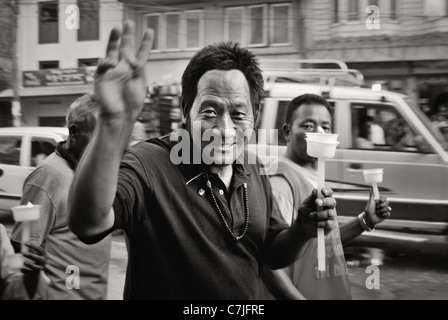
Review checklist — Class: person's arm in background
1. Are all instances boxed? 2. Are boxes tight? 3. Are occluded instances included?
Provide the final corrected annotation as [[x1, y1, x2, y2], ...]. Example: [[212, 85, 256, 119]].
[[9, 183, 51, 298], [339, 188, 391, 245], [264, 187, 337, 270], [20, 242, 46, 299], [10, 183, 54, 253], [68, 21, 154, 241], [1, 225, 47, 300]]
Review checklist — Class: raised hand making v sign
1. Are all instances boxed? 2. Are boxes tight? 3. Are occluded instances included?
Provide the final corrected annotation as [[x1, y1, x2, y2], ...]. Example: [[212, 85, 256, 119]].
[[95, 20, 154, 127], [68, 21, 153, 239]]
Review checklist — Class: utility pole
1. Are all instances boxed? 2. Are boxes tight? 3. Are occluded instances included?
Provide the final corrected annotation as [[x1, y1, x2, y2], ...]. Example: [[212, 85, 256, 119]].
[[10, 0, 21, 127]]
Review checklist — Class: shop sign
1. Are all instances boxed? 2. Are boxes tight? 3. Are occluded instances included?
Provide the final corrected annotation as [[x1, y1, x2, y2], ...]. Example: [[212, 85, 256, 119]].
[[23, 67, 95, 87]]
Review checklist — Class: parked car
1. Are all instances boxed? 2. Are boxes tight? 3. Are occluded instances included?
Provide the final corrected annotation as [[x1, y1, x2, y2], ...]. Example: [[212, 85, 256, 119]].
[[0, 126, 68, 220], [250, 59, 448, 235]]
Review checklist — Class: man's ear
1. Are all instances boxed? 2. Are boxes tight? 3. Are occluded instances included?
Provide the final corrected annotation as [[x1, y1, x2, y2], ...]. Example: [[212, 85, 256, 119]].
[[282, 123, 290, 142], [181, 98, 188, 125], [68, 124, 79, 137]]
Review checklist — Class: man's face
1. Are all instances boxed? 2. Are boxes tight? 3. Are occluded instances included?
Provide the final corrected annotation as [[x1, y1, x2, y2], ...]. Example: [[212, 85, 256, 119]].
[[187, 69, 255, 166], [283, 104, 332, 165]]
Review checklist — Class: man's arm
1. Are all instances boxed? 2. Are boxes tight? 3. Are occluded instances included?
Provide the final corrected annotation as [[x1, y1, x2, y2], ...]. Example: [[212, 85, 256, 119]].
[[340, 189, 391, 245], [1, 226, 47, 300], [68, 121, 127, 239], [21, 242, 46, 299], [261, 266, 306, 300], [265, 188, 337, 269], [68, 21, 154, 240], [11, 184, 54, 252]]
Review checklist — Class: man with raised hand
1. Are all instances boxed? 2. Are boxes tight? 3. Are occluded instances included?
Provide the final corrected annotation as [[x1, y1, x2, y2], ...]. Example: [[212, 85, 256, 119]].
[[68, 21, 337, 300]]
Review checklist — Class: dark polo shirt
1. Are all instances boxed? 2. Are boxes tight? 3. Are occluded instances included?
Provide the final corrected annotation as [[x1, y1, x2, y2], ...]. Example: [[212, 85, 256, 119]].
[[112, 134, 288, 300]]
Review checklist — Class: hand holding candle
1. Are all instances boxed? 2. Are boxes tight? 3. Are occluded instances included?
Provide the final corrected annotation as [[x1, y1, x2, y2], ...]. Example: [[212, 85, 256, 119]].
[[12, 202, 41, 253], [362, 168, 384, 200], [305, 130, 339, 272]]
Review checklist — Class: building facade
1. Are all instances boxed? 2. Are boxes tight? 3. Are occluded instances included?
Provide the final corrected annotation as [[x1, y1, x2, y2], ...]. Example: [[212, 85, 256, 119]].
[[0, 0, 16, 126], [305, 0, 448, 117], [120, 0, 305, 132], [12, 0, 123, 126], [120, 0, 448, 120], [120, 0, 304, 84], [6, 1, 444, 127]]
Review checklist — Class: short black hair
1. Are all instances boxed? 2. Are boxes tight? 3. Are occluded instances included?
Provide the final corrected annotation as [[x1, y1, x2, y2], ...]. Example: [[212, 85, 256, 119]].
[[181, 41, 264, 122], [285, 93, 332, 126]]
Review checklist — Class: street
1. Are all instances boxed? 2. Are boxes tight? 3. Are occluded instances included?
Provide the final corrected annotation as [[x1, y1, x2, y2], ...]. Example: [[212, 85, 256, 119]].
[[3, 222, 447, 300], [105, 229, 448, 300], [345, 230, 448, 300]]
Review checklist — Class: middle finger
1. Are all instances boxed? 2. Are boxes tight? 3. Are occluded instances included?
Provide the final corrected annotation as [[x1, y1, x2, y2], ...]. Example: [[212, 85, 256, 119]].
[[23, 251, 45, 265], [119, 20, 136, 63]]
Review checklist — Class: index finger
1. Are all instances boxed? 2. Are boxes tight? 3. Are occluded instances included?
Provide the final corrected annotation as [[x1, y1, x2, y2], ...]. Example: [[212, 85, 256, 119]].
[[23, 251, 45, 265], [120, 20, 136, 62], [105, 26, 121, 61], [321, 187, 333, 197], [25, 241, 44, 254], [300, 189, 318, 209]]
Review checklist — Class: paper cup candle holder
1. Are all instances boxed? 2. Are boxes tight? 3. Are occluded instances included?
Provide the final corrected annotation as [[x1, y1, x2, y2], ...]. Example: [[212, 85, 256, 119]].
[[305, 131, 340, 272], [11, 202, 41, 253]]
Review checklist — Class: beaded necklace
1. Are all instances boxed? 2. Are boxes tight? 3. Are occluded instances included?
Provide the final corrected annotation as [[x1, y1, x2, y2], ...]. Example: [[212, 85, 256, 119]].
[[204, 170, 250, 241]]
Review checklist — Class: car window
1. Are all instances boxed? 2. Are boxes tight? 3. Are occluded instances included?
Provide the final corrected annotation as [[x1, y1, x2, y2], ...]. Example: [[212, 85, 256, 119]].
[[405, 97, 448, 152], [350, 103, 432, 153], [31, 137, 57, 167], [0, 136, 21, 165]]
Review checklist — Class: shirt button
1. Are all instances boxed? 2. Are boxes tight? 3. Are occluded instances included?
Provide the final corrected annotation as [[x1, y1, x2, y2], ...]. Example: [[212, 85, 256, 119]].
[[219, 189, 224, 195]]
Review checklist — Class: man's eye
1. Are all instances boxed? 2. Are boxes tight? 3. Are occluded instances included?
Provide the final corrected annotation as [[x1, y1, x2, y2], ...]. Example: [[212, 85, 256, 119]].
[[301, 124, 315, 131], [203, 109, 217, 116], [322, 126, 331, 133], [232, 112, 246, 119]]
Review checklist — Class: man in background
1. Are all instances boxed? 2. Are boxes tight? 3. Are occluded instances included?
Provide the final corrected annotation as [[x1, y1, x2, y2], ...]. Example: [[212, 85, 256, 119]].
[[11, 93, 112, 299]]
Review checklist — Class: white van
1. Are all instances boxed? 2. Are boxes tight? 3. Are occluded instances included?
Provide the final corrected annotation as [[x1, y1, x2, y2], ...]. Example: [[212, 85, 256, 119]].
[[252, 59, 448, 236], [0, 126, 68, 218]]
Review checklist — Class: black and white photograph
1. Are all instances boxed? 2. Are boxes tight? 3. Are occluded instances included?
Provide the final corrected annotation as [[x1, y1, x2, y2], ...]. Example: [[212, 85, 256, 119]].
[[0, 0, 447, 308]]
